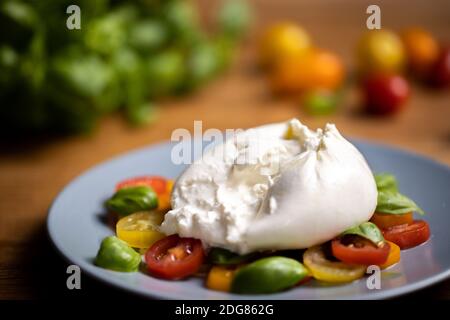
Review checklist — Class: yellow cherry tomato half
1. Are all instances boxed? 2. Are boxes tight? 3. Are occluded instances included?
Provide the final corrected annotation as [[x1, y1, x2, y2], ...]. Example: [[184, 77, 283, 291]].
[[271, 48, 345, 94], [206, 266, 236, 292], [380, 241, 401, 269], [401, 27, 439, 76], [357, 29, 406, 75], [116, 211, 166, 249], [303, 245, 366, 283], [259, 22, 312, 68]]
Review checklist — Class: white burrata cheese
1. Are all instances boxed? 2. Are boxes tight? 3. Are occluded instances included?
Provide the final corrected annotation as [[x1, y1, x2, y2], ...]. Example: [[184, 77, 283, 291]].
[[160, 119, 378, 254]]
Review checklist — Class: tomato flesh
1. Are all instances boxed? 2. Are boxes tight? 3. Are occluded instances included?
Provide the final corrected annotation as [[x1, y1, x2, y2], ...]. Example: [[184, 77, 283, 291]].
[[382, 220, 430, 249], [332, 237, 390, 265], [145, 235, 205, 280]]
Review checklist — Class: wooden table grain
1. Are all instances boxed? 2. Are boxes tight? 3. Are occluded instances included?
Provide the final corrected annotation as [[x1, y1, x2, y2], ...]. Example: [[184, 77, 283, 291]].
[[0, 0, 449, 299]]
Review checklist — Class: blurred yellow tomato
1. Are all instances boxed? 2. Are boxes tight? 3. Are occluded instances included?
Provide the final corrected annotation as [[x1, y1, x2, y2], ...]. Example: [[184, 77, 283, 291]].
[[259, 22, 312, 68], [270, 48, 345, 94], [357, 30, 405, 75], [401, 27, 439, 76]]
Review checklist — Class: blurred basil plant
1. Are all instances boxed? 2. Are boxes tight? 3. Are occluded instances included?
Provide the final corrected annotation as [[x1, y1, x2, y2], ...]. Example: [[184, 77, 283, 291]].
[[0, 0, 251, 135]]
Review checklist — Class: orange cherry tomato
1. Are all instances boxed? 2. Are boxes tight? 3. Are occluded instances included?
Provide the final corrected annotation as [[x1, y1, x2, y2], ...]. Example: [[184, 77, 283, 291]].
[[401, 27, 439, 76], [271, 48, 345, 94], [380, 241, 401, 269], [206, 266, 236, 292], [371, 212, 413, 229], [382, 220, 430, 250]]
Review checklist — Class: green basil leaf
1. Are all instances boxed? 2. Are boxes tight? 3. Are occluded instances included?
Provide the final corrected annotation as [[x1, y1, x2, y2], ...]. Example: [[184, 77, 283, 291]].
[[231, 257, 308, 294], [106, 186, 158, 216], [94, 236, 141, 272], [376, 190, 425, 215], [374, 173, 398, 193], [342, 222, 384, 246], [208, 247, 257, 265]]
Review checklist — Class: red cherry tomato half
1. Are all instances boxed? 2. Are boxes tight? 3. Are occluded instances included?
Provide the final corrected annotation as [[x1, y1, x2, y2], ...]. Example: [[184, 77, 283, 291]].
[[116, 176, 168, 194], [331, 236, 390, 265], [145, 235, 205, 280], [429, 47, 450, 88], [362, 73, 410, 115], [382, 220, 430, 250]]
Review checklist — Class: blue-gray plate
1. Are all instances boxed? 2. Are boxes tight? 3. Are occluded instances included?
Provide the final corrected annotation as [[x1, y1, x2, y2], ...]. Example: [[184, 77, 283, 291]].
[[47, 140, 450, 300]]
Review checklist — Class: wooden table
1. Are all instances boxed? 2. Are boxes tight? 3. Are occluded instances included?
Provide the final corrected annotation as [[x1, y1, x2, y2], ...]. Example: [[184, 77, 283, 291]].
[[0, 0, 449, 299]]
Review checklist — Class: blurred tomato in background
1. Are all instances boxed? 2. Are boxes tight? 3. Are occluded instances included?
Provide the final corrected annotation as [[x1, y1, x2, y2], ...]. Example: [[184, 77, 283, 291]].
[[362, 74, 410, 115], [357, 30, 406, 75], [401, 27, 440, 78], [428, 47, 450, 88], [270, 48, 345, 94], [259, 22, 312, 68]]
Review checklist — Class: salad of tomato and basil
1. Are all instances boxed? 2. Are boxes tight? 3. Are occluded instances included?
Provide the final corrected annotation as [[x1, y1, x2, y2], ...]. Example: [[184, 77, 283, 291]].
[[94, 173, 430, 294]]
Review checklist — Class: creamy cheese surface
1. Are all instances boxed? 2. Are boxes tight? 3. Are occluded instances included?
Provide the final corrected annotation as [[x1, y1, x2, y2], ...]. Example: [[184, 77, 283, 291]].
[[160, 119, 378, 254]]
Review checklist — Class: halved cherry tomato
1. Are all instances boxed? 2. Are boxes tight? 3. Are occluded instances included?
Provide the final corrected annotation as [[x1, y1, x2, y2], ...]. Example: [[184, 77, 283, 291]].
[[145, 235, 205, 280], [116, 176, 173, 211], [371, 212, 413, 229], [116, 176, 165, 193], [331, 236, 390, 265], [380, 241, 401, 269], [116, 211, 165, 249], [382, 220, 430, 250], [303, 245, 366, 283], [206, 266, 236, 292]]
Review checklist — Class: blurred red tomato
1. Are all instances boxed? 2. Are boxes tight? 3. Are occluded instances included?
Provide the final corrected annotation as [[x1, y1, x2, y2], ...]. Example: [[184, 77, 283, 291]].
[[428, 47, 450, 88], [362, 74, 410, 115]]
